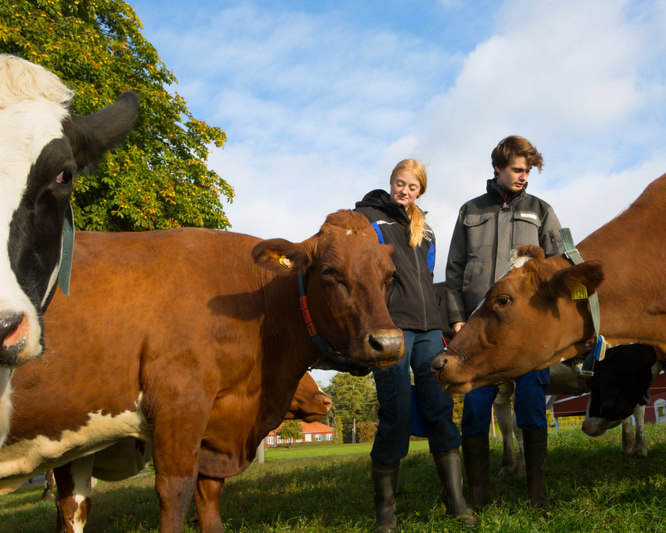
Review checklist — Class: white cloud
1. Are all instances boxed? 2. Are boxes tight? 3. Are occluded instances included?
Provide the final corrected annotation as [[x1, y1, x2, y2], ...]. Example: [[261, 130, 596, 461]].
[[135, 0, 666, 385]]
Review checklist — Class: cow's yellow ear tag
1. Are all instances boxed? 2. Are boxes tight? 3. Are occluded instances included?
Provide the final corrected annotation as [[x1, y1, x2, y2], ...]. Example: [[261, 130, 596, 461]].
[[571, 281, 588, 300], [279, 255, 292, 268]]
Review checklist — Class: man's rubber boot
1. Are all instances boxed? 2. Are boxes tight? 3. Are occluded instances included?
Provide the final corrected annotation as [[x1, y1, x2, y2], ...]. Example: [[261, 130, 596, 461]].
[[462, 435, 490, 513], [372, 459, 400, 533], [433, 448, 479, 526], [523, 429, 548, 508]]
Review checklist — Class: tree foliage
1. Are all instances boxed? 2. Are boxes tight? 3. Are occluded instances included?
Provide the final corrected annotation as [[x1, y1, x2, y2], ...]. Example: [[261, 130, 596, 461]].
[[0, 0, 233, 231], [324, 373, 378, 443], [277, 420, 304, 449]]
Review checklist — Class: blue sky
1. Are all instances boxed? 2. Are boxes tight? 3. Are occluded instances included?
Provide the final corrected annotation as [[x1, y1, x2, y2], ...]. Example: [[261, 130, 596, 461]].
[[130, 0, 666, 385]]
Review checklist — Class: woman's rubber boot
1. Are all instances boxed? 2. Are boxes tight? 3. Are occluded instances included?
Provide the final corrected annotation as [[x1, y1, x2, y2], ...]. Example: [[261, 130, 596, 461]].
[[372, 459, 400, 533], [433, 448, 479, 526], [523, 429, 548, 508], [462, 435, 490, 513]]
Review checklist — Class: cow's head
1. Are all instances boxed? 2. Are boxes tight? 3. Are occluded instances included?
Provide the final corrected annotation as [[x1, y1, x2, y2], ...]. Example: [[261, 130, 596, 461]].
[[582, 344, 659, 436], [252, 210, 404, 367], [431, 245, 604, 393], [0, 55, 138, 368], [285, 372, 333, 423]]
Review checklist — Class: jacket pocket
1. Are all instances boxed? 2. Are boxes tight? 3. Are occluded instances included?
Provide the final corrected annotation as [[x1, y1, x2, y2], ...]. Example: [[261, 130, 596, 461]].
[[463, 213, 495, 252], [512, 211, 541, 247]]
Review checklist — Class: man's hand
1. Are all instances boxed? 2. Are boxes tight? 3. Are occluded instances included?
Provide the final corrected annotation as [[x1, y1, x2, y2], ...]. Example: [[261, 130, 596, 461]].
[[452, 322, 466, 334]]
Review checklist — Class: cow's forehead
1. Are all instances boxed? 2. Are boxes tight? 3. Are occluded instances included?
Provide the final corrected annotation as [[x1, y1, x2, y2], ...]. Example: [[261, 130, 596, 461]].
[[0, 99, 69, 315], [0, 99, 67, 220]]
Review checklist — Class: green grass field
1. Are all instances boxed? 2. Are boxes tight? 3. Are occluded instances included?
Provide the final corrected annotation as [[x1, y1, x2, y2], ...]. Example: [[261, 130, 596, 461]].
[[2, 425, 666, 532]]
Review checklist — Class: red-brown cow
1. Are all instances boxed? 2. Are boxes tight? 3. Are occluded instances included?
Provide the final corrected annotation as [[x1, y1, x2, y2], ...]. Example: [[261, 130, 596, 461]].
[[285, 372, 332, 423], [51, 372, 332, 532], [0, 211, 403, 533], [431, 172, 666, 393]]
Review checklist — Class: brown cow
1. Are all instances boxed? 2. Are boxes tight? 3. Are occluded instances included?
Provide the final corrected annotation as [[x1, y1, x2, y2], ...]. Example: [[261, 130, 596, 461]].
[[285, 372, 333, 423], [52, 372, 332, 532], [0, 211, 403, 533], [431, 172, 666, 393]]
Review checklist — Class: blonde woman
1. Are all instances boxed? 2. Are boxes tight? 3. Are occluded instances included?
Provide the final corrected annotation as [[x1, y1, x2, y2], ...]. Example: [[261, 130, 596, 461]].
[[355, 159, 476, 531]]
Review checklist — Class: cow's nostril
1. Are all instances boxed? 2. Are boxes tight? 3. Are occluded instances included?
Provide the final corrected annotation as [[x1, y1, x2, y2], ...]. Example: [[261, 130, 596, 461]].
[[0, 312, 24, 347], [367, 334, 384, 353]]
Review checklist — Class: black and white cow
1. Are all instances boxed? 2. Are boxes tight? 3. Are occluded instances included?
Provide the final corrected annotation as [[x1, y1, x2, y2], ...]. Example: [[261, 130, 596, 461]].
[[497, 344, 661, 474], [0, 54, 138, 446], [582, 344, 660, 437]]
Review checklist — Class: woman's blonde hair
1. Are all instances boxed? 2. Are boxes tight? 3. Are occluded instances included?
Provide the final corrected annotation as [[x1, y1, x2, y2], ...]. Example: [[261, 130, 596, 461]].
[[389, 159, 428, 248]]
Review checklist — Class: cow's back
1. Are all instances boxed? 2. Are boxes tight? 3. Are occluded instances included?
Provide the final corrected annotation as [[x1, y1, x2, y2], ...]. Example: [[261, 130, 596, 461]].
[[2, 229, 266, 491]]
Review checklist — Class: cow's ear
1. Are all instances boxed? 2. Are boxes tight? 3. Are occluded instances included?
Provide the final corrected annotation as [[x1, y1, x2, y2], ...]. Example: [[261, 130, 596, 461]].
[[544, 261, 604, 300], [64, 91, 139, 175], [381, 243, 395, 257], [252, 237, 314, 275], [515, 244, 545, 261]]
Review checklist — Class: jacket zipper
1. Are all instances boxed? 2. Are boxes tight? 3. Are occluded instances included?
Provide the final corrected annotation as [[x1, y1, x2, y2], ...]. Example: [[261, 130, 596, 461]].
[[413, 246, 427, 330]]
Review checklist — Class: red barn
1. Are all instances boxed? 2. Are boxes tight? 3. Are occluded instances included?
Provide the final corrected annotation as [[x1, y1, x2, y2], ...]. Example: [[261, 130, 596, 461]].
[[265, 421, 336, 446]]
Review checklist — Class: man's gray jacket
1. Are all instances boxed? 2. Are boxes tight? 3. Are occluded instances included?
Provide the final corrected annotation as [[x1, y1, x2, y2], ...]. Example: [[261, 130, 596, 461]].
[[445, 179, 563, 325]]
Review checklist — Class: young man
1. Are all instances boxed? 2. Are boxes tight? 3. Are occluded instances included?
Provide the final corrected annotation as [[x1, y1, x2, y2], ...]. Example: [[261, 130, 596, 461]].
[[444, 135, 563, 510]]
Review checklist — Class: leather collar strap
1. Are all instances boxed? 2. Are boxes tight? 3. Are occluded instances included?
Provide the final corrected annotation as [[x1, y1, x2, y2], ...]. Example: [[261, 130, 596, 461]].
[[560, 228, 606, 372], [298, 272, 342, 358], [58, 203, 75, 298]]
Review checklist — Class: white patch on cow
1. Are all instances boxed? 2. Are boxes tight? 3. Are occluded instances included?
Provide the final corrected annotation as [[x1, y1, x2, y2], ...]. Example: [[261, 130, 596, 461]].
[[0, 369, 11, 448], [69, 455, 94, 533], [346, 229, 352, 235], [0, 56, 74, 367], [0, 392, 152, 496]]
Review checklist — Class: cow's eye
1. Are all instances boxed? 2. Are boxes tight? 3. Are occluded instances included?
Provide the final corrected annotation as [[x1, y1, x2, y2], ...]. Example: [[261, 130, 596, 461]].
[[384, 274, 394, 285], [55, 168, 74, 185], [321, 266, 340, 281], [496, 296, 511, 307]]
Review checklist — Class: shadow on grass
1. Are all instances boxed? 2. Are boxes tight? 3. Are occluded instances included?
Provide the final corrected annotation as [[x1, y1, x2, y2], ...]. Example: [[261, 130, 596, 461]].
[[2, 426, 665, 532]]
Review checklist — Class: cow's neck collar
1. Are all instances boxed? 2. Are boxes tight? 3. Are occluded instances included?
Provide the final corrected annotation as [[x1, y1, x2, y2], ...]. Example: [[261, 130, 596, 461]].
[[58, 203, 75, 298], [561, 227, 606, 376], [297, 272, 343, 359]]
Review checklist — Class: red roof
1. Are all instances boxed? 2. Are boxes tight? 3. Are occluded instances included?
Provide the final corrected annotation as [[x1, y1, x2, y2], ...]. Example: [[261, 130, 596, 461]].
[[269, 420, 334, 434]]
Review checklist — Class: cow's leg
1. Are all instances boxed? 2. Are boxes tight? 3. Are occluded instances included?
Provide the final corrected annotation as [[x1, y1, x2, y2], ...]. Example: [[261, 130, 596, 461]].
[[621, 416, 635, 454], [632, 405, 648, 457], [513, 412, 526, 477], [54, 455, 95, 533], [194, 475, 225, 533], [494, 400, 517, 476], [150, 392, 211, 533]]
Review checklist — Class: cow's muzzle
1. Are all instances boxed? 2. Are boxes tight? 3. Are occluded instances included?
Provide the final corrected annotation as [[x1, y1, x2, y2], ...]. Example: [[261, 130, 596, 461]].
[[430, 352, 474, 393], [0, 311, 25, 368], [363, 329, 404, 366]]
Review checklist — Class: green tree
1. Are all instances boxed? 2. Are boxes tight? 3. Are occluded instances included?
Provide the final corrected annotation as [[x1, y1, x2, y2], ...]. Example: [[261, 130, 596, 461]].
[[356, 421, 377, 443], [277, 420, 304, 450], [325, 373, 378, 443], [0, 0, 233, 231]]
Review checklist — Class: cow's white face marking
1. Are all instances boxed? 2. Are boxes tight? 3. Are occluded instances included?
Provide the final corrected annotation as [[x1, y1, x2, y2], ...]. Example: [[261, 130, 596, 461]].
[[505, 250, 531, 275], [468, 251, 534, 321], [0, 97, 71, 364], [346, 229, 352, 235], [0, 392, 151, 495]]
